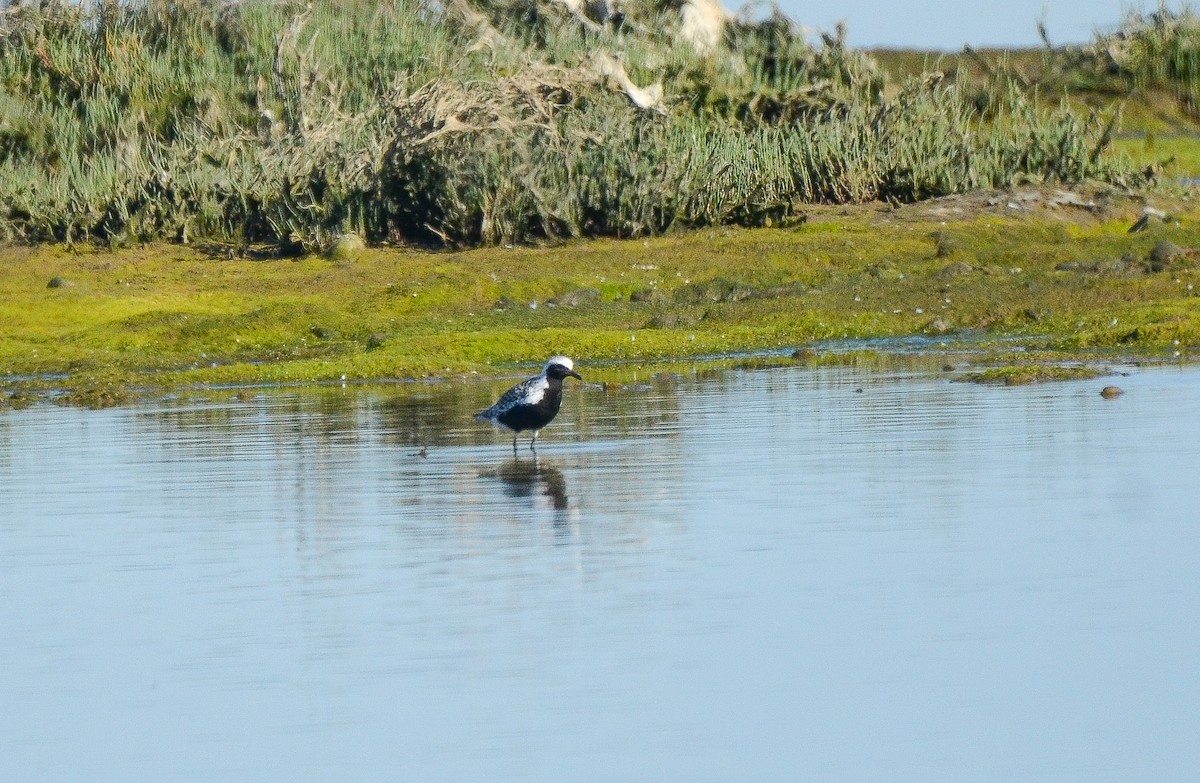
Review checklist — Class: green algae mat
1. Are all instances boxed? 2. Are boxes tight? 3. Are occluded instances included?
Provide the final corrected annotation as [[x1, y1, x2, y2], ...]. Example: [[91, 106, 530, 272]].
[[3, 186, 1199, 407]]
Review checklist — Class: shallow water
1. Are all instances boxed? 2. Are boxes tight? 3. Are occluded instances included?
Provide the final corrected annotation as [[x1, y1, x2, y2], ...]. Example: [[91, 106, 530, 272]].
[[3, 363, 1199, 781]]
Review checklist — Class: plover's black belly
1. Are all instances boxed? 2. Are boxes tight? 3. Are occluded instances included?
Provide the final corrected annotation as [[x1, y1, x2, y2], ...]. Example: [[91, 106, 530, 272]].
[[497, 385, 563, 432]]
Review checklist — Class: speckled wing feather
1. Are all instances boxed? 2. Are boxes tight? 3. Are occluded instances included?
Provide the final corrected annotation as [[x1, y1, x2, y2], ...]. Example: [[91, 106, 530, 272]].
[[475, 375, 548, 422]]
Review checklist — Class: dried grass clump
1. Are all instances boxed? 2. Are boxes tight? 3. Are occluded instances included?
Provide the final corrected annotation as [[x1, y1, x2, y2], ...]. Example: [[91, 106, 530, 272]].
[[0, 0, 1146, 249]]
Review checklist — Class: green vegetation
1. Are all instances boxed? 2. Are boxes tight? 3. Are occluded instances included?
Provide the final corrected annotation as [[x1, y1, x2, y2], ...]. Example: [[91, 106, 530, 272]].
[[1090, 5, 1200, 107], [1, 2, 1198, 407], [872, 4, 1200, 182], [956, 364, 1108, 386], [3, 190, 1198, 406], [1111, 135, 1200, 175], [0, 0, 1154, 249]]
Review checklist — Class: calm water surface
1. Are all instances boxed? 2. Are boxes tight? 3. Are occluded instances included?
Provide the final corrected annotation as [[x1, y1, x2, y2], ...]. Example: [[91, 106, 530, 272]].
[[2, 363, 1199, 781]]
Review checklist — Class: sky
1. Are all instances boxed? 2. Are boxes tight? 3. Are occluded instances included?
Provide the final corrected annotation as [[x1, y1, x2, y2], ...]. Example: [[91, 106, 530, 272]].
[[770, 0, 1172, 49]]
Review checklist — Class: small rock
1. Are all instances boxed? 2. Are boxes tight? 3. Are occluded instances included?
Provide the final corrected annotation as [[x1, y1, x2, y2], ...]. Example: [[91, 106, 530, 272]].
[[866, 263, 903, 281], [366, 334, 386, 350], [47, 276, 73, 289], [1056, 257, 1141, 276], [791, 347, 818, 361], [549, 287, 601, 308], [1100, 385, 1124, 399], [493, 296, 517, 311], [1149, 241, 1187, 266], [673, 278, 753, 303], [1049, 190, 1095, 209], [936, 261, 974, 279], [925, 317, 955, 335], [629, 287, 666, 304], [310, 325, 335, 340], [931, 231, 962, 258], [1122, 252, 1151, 273], [325, 233, 366, 262], [647, 312, 699, 329]]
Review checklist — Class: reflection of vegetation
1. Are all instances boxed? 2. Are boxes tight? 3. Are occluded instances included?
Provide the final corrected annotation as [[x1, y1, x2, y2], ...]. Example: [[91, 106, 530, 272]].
[[119, 379, 682, 453], [0, 0, 1145, 248], [59, 370, 133, 409], [383, 387, 482, 447]]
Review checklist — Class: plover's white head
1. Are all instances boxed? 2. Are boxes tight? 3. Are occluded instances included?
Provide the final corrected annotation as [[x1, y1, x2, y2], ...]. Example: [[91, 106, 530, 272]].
[[543, 355, 582, 381]]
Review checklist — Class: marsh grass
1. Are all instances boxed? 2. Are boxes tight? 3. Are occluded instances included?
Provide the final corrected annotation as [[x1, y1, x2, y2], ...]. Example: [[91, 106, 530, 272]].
[[956, 364, 1109, 385], [0, 0, 1145, 248], [1094, 4, 1200, 108]]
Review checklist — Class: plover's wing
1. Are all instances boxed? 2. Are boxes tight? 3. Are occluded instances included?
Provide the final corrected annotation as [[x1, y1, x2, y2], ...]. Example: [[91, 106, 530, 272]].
[[475, 375, 548, 421]]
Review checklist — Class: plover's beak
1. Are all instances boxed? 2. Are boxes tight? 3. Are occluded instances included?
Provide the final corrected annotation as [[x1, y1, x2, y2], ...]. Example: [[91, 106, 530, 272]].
[[568, 370, 582, 381]]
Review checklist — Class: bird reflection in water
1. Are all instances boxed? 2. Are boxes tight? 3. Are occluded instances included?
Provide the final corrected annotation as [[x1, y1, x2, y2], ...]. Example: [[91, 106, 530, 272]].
[[489, 456, 569, 510]]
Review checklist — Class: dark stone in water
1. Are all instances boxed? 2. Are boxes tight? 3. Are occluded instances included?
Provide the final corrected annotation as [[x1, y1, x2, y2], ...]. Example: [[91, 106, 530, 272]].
[[1100, 385, 1124, 399], [791, 347, 817, 361]]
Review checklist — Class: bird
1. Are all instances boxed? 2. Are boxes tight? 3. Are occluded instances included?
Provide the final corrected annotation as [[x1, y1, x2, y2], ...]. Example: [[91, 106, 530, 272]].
[[475, 356, 583, 451]]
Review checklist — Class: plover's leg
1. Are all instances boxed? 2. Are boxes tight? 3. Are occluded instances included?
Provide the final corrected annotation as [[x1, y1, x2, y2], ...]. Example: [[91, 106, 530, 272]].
[[530, 430, 539, 450], [512, 433, 518, 452]]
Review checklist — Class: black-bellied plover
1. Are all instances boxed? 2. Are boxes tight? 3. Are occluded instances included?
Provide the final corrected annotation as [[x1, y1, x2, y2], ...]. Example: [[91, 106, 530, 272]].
[[475, 356, 582, 451]]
